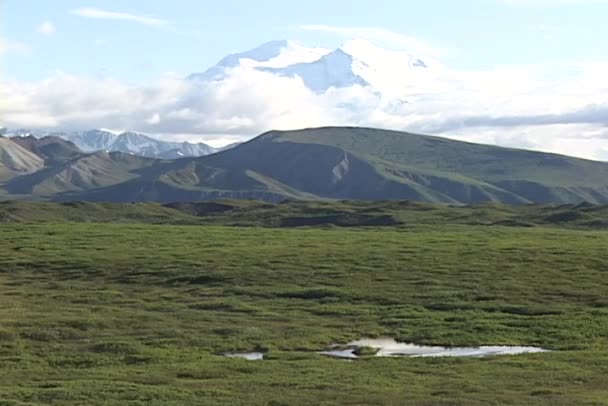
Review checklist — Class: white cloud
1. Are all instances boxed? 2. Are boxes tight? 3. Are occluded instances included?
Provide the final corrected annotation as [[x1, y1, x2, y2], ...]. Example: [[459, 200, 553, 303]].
[[70, 8, 168, 27], [38, 21, 55, 36], [300, 25, 447, 58]]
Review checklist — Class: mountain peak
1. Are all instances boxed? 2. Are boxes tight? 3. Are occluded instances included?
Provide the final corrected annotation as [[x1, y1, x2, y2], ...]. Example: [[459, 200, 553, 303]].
[[189, 40, 293, 81], [341, 38, 429, 69], [220, 40, 291, 67], [320, 48, 354, 63], [248, 40, 291, 54], [187, 39, 430, 95], [257, 46, 368, 92]]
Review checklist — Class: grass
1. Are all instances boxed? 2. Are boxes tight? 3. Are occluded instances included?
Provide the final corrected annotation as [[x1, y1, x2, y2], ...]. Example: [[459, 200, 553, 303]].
[[1, 222, 608, 404]]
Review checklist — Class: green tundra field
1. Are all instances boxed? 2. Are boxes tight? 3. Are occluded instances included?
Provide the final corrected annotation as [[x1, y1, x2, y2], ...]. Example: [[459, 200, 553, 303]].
[[1, 206, 608, 405]]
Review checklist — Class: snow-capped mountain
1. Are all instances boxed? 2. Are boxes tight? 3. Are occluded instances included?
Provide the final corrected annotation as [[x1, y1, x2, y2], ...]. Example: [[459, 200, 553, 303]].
[[67, 130, 218, 159], [188, 39, 431, 95], [3, 128, 58, 139], [5, 129, 225, 159], [259, 49, 369, 92], [66, 129, 118, 152], [187, 40, 331, 82]]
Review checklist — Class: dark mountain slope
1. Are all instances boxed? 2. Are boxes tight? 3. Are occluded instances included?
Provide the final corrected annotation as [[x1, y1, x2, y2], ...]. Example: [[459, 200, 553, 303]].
[[180, 136, 529, 203], [2, 126, 608, 204], [254, 127, 608, 204], [4, 151, 158, 197], [0, 137, 45, 181], [269, 127, 608, 186], [11, 135, 82, 165]]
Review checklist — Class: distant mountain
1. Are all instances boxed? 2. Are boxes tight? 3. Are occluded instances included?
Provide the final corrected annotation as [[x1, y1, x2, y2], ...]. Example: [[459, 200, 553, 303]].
[[188, 39, 430, 94], [188, 40, 290, 81], [3, 126, 607, 204], [64, 129, 118, 152], [65, 130, 217, 159], [187, 40, 330, 82], [258, 49, 369, 92], [5, 129, 225, 159]]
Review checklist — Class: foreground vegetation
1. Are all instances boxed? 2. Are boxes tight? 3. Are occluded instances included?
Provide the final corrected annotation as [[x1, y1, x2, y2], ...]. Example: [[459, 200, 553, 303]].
[[1, 199, 608, 228], [1, 219, 608, 405]]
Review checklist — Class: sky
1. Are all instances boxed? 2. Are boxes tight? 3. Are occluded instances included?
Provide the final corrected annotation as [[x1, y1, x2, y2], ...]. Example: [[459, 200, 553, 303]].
[[1, 0, 608, 158]]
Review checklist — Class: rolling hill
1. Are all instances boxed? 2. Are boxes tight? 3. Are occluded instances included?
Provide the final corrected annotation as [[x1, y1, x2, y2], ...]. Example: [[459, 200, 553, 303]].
[[1, 199, 607, 229], [2, 127, 608, 204]]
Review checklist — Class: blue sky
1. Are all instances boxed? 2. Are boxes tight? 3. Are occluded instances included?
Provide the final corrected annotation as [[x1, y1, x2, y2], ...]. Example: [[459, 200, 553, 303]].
[[3, 0, 608, 82], [1, 1, 607, 159]]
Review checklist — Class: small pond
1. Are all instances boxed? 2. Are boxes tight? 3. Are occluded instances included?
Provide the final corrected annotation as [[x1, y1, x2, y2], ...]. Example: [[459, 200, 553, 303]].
[[222, 352, 264, 360], [321, 338, 550, 359]]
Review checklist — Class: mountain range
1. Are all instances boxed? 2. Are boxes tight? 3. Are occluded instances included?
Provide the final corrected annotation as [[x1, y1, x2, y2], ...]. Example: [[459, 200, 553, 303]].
[[1, 128, 230, 159], [1, 126, 608, 204]]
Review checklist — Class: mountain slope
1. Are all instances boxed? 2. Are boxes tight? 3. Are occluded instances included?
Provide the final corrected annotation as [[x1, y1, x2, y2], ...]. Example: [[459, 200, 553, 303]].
[[11, 135, 82, 165], [187, 40, 331, 82], [259, 49, 369, 92], [188, 40, 291, 81], [171, 127, 608, 204], [0, 137, 45, 181], [4, 151, 158, 197], [2, 127, 608, 204], [63, 129, 117, 151], [138, 130, 527, 204], [270, 127, 608, 203]]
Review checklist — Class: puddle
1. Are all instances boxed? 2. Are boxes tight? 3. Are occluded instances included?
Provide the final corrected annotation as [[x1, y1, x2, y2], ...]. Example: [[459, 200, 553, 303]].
[[222, 352, 264, 360], [319, 348, 358, 359], [321, 338, 550, 359]]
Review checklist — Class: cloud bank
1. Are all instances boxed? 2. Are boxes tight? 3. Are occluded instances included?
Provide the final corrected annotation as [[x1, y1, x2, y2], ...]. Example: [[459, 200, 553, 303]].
[[1, 41, 607, 160]]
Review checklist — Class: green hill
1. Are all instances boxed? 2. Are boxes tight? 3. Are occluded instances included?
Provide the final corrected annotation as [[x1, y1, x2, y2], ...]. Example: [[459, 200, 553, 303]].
[[2, 127, 608, 204]]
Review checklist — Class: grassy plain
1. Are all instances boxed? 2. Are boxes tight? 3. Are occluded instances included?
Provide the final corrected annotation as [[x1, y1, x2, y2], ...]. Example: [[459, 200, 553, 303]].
[[1, 221, 607, 405]]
